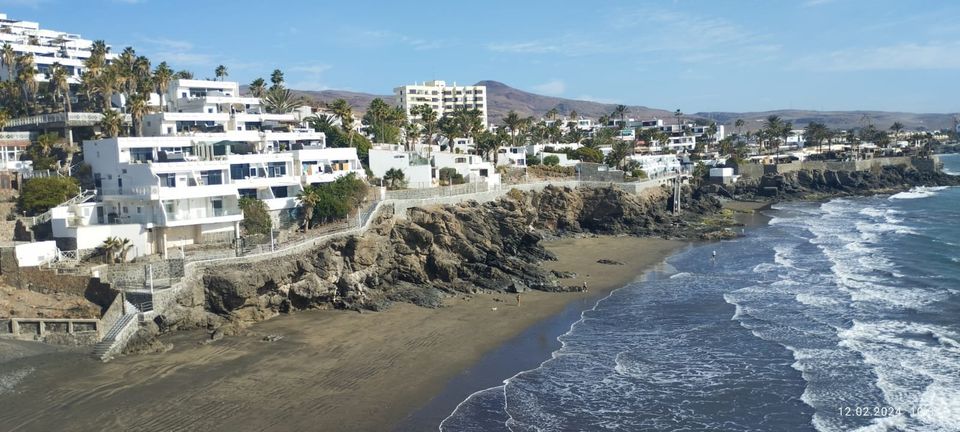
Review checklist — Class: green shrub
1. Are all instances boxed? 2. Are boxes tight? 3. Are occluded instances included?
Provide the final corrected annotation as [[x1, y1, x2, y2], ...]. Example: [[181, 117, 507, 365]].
[[239, 197, 272, 235], [631, 169, 648, 179], [525, 154, 541, 166], [19, 176, 79, 215], [542, 155, 560, 166]]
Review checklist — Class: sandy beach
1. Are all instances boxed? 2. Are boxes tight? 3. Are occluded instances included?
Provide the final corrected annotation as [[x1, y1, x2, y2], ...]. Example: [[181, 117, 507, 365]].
[[0, 236, 684, 432]]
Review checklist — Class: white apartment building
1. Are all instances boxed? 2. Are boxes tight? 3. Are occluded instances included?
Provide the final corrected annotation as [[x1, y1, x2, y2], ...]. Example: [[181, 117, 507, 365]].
[[0, 13, 118, 84], [50, 80, 364, 259], [143, 79, 309, 136], [0, 131, 32, 172], [394, 80, 488, 127], [369, 144, 500, 189]]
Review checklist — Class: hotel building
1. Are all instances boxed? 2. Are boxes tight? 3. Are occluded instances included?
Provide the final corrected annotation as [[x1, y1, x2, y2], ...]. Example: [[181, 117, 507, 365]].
[[394, 80, 488, 127]]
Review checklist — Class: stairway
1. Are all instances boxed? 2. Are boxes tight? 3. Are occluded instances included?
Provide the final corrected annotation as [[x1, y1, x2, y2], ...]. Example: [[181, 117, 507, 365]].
[[30, 189, 97, 227], [92, 313, 134, 359]]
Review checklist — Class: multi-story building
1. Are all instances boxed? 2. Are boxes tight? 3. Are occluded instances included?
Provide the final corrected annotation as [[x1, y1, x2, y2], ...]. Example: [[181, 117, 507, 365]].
[[0, 13, 118, 84], [50, 80, 364, 258], [394, 80, 488, 127]]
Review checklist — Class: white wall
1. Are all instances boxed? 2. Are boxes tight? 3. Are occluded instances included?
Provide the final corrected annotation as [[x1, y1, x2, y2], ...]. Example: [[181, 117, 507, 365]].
[[74, 224, 150, 258], [15, 241, 58, 267]]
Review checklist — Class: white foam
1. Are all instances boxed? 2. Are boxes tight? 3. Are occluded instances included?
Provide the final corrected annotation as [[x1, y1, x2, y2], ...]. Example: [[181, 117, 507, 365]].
[[889, 186, 948, 200], [669, 272, 692, 279], [0, 366, 33, 395]]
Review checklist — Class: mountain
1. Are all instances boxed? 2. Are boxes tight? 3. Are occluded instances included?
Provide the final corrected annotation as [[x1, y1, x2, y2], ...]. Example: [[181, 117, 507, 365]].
[[280, 81, 958, 131], [693, 110, 958, 133]]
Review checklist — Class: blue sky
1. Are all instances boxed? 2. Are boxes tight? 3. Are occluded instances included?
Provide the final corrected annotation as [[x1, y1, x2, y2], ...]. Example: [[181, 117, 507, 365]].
[[2, 0, 958, 113]]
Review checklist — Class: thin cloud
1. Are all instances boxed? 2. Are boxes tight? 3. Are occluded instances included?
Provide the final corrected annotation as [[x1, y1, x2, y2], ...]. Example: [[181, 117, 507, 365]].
[[802, 0, 838, 7], [346, 28, 452, 51], [531, 79, 565, 96], [796, 42, 960, 71]]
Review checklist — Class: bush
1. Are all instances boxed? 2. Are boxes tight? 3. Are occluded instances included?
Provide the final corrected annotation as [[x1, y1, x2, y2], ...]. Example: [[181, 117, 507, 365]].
[[525, 154, 541, 166], [239, 197, 272, 235], [383, 168, 406, 190], [542, 155, 560, 166], [631, 169, 648, 179], [572, 147, 603, 163], [308, 173, 369, 223], [439, 168, 466, 186], [19, 176, 79, 215]]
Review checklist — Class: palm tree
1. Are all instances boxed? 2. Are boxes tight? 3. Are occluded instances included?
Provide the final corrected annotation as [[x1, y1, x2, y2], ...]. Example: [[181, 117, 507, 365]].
[[48, 62, 71, 113], [890, 122, 904, 146], [614, 104, 629, 125], [1, 43, 15, 81], [99, 109, 123, 138], [410, 104, 437, 145], [16, 54, 38, 109], [270, 69, 284, 90], [674, 109, 683, 129], [503, 110, 523, 147], [249, 78, 267, 98], [262, 87, 301, 113], [0, 109, 9, 131], [153, 62, 174, 112], [805, 122, 828, 155], [100, 236, 119, 263], [569, 109, 578, 120], [383, 168, 406, 190], [403, 122, 421, 151], [763, 115, 784, 156], [297, 188, 319, 230], [734, 119, 745, 139], [327, 98, 354, 133], [127, 93, 150, 137], [117, 238, 132, 263], [215, 64, 228, 81], [546, 108, 559, 121], [33, 132, 59, 158]]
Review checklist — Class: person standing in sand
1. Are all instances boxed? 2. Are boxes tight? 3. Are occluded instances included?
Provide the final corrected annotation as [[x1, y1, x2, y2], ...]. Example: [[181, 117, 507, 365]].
[[516, 293, 521, 306]]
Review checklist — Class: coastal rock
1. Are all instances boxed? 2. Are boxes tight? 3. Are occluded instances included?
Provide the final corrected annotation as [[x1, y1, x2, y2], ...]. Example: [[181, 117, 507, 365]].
[[735, 164, 960, 200]]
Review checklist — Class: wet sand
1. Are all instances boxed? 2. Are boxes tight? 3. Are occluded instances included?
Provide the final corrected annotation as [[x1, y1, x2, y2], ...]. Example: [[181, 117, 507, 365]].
[[0, 236, 684, 432]]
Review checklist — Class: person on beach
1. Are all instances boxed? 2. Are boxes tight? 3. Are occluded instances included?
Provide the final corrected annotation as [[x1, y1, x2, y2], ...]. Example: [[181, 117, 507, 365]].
[[582, 281, 588, 292], [516, 293, 521, 306]]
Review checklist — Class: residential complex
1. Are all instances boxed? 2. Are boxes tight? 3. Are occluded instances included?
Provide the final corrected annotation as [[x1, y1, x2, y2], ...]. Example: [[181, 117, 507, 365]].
[[50, 79, 364, 258], [0, 12, 117, 84], [369, 143, 500, 189], [394, 80, 488, 127]]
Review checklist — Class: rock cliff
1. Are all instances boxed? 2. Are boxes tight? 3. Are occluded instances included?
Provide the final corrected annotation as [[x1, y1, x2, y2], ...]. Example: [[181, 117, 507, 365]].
[[733, 164, 960, 200], [135, 184, 725, 345]]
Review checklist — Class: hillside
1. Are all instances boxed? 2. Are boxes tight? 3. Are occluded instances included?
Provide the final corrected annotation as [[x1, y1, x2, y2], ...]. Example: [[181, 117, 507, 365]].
[[275, 81, 957, 131]]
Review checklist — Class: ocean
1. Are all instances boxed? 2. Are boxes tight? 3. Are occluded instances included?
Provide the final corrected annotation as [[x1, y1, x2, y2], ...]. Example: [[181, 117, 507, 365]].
[[440, 154, 960, 432]]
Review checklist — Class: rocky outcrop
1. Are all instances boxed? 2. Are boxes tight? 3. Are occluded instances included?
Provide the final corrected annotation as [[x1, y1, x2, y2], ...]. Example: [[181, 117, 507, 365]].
[[152, 185, 727, 327], [733, 164, 960, 200]]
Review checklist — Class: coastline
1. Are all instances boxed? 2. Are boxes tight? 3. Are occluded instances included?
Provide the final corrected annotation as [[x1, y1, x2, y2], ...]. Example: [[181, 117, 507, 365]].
[[0, 236, 685, 432]]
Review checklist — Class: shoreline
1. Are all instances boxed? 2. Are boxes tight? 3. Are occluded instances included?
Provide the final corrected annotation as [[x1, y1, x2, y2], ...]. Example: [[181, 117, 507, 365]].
[[0, 236, 686, 432]]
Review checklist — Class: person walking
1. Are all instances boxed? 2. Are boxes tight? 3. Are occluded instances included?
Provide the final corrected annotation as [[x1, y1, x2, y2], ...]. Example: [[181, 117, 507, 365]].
[[516, 293, 521, 306]]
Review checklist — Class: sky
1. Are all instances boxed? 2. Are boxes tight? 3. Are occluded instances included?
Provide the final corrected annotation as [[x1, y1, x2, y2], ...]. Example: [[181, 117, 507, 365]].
[[1, 0, 958, 114]]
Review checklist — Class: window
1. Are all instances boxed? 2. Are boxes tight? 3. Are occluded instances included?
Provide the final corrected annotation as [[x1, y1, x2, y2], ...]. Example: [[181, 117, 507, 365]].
[[230, 163, 250, 180], [201, 170, 223, 185], [271, 186, 289, 198], [238, 188, 257, 198], [158, 173, 176, 187], [455, 157, 467, 163], [211, 198, 223, 216], [267, 162, 287, 177]]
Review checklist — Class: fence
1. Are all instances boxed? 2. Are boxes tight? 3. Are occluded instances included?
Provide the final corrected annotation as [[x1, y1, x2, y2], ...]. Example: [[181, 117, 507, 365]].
[[385, 182, 490, 200]]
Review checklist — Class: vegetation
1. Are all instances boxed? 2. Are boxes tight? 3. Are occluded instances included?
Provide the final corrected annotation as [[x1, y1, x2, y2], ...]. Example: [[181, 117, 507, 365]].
[[570, 147, 603, 163], [297, 173, 369, 228], [438, 167, 465, 185], [363, 98, 406, 143], [19, 176, 79, 215], [238, 197, 272, 235], [383, 168, 407, 190], [99, 236, 132, 264], [542, 155, 560, 166]]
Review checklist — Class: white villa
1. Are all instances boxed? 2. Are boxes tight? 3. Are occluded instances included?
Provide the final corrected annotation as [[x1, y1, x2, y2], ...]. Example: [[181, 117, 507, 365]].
[[0, 12, 118, 84], [369, 143, 500, 189], [50, 79, 364, 258]]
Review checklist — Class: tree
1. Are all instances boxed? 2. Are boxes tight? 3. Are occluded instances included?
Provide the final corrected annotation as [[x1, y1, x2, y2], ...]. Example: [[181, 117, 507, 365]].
[[613, 104, 629, 124], [1, 43, 15, 81], [174, 70, 193, 79], [605, 140, 632, 170], [127, 93, 151, 136], [19, 176, 79, 215], [249, 78, 267, 98], [0, 109, 8, 131], [383, 168, 406, 189], [890, 122, 904, 146], [572, 147, 603, 163], [262, 87, 302, 113], [805, 122, 828, 155], [296, 188, 320, 230], [239, 197, 272, 235], [302, 173, 369, 225], [763, 115, 784, 156], [47, 62, 71, 114], [543, 155, 560, 166], [735, 118, 745, 139], [215, 64, 228, 81], [363, 98, 405, 143], [411, 104, 438, 145], [270, 69, 284, 90], [153, 62, 174, 111], [403, 122, 421, 150], [503, 110, 523, 146], [100, 109, 123, 138], [674, 109, 683, 128], [474, 130, 498, 162]]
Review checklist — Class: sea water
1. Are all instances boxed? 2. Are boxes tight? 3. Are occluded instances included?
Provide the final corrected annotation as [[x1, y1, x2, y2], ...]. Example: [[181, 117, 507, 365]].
[[441, 154, 960, 432]]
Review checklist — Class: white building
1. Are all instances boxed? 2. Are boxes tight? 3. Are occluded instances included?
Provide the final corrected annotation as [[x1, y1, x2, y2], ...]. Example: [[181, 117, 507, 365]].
[[627, 155, 681, 177], [369, 144, 500, 189], [50, 80, 364, 259], [0, 131, 32, 172], [497, 146, 528, 168], [143, 79, 309, 136], [394, 80, 488, 127], [0, 13, 118, 84]]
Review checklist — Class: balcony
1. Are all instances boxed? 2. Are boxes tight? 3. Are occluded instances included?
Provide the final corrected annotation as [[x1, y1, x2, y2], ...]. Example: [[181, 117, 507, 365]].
[[163, 207, 242, 227]]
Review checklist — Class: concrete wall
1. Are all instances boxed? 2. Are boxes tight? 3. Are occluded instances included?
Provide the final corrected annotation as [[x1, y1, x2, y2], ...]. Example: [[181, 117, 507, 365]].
[[741, 156, 929, 178], [14, 240, 57, 267]]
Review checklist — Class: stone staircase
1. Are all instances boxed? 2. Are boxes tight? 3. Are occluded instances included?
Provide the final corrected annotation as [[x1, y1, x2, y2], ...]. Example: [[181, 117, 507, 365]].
[[91, 300, 140, 360]]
